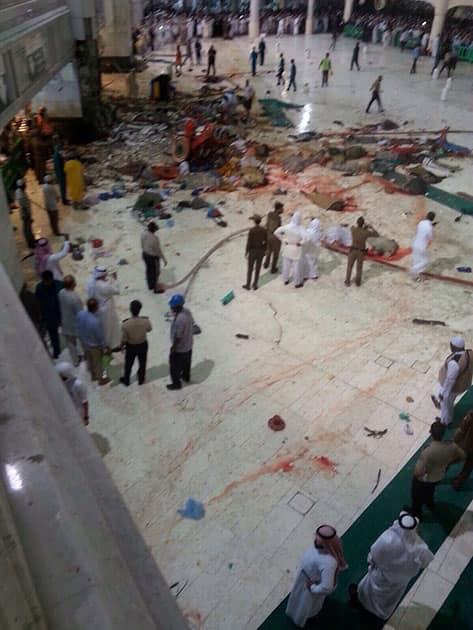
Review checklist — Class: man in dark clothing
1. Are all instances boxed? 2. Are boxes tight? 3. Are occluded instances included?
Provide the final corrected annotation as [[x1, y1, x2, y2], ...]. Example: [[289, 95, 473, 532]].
[[15, 178, 35, 249], [207, 45, 216, 76], [366, 75, 384, 113], [35, 270, 64, 358], [250, 47, 258, 76], [243, 214, 267, 291], [120, 300, 152, 387], [350, 42, 360, 71], [277, 53, 285, 86], [264, 202, 284, 273], [410, 421, 464, 517], [167, 294, 194, 391], [288, 59, 296, 92], [195, 37, 202, 65], [258, 38, 266, 66], [344, 217, 378, 287], [141, 221, 168, 293], [452, 410, 473, 489]]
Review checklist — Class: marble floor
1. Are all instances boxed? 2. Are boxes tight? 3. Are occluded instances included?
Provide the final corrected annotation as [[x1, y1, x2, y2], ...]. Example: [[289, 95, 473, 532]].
[[15, 33, 473, 629]]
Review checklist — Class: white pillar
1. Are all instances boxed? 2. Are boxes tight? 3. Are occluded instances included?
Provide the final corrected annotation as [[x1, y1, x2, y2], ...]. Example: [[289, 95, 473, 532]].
[[344, 0, 355, 23], [249, 0, 260, 40], [305, 0, 315, 35], [430, 0, 448, 41]]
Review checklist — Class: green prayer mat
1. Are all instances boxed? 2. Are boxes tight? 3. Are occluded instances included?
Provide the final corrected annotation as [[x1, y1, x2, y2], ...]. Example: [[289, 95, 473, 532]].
[[426, 186, 473, 215], [259, 388, 473, 629], [258, 99, 303, 128], [428, 555, 473, 630]]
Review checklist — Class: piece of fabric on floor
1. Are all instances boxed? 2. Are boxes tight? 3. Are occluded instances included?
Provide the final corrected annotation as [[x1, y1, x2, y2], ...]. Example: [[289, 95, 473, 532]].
[[258, 387, 473, 629]]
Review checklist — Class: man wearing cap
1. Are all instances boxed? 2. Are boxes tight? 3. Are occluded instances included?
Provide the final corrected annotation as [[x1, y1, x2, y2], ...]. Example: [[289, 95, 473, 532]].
[[286, 524, 346, 627], [15, 179, 35, 249], [141, 221, 168, 293], [410, 420, 465, 518], [167, 294, 194, 391], [345, 216, 378, 287], [42, 174, 61, 235], [263, 202, 284, 274], [120, 300, 152, 386], [349, 511, 433, 620], [243, 214, 267, 291], [432, 336, 473, 425], [55, 362, 89, 426]]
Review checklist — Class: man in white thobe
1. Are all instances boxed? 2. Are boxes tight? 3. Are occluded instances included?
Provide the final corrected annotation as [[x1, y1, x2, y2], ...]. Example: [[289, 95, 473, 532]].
[[410, 211, 435, 279], [286, 524, 346, 627], [432, 336, 473, 425], [303, 217, 322, 280], [350, 511, 433, 620], [274, 211, 306, 287], [55, 361, 89, 426], [87, 266, 121, 350]]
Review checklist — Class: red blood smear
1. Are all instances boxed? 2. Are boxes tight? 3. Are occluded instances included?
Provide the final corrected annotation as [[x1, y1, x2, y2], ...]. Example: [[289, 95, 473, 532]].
[[312, 455, 337, 474]]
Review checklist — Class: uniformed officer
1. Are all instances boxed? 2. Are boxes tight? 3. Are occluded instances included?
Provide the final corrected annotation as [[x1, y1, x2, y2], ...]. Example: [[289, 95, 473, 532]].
[[243, 214, 267, 291], [120, 300, 152, 386], [263, 202, 284, 274], [345, 217, 378, 287]]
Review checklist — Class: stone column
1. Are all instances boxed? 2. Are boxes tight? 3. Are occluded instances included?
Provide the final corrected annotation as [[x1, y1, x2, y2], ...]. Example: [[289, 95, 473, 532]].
[[430, 0, 448, 41], [305, 0, 315, 35], [343, 0, 355, 23], [0, 180, 23, 293], [249, 0, 260, 40]]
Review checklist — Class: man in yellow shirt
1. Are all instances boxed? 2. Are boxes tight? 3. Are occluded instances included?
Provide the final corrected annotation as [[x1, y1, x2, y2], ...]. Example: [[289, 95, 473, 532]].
[[319, 52, 332, 87]]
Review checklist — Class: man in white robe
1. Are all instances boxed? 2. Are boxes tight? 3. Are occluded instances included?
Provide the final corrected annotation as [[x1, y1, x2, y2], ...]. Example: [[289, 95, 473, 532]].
[[87, 266, 121, 350], [432, 336, 473, 425], [303, 217, 322, 280], [274, 211, 306, 287], [350, 511, 433, 620], [286, 524, 346, 627], [410, 211, 435, 279]]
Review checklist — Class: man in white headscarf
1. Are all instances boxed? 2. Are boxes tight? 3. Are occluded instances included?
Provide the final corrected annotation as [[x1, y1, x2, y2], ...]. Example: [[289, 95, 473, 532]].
[[349, 511, 434, 620], [432, 336, 473, 425], [410, 211, 435, 280], [303, 217, 322, 281], [87, 266, 121, 350], [55, 361, 89, 426], [274, 211, 306, 287], [286, 524, 347, 627]]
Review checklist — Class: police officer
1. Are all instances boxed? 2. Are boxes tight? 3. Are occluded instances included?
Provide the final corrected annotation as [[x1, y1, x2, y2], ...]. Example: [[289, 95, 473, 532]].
[[345, 217, 378, 287], [120, 300, 152, 386]]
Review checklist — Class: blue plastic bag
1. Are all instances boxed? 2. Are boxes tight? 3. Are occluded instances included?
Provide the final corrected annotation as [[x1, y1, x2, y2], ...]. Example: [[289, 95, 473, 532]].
[[177, 498, 205, 520]]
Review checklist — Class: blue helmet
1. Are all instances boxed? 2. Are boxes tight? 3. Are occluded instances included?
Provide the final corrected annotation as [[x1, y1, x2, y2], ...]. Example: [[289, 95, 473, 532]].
[[169, 294, 185, 308]]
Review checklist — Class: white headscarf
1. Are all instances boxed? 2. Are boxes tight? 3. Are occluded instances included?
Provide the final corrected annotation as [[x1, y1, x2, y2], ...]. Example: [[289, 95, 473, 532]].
[[290, 211, 302, 226], [307, 218, 322, 243], [87, 266, 107, 298], [369, 511, 433, 583]]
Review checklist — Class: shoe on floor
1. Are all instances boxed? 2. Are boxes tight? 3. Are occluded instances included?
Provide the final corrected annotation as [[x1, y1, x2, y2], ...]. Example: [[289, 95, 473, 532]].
[[167, 383, 182, 390], [242, 284, 250, 290], [344, 280, 351, 286], [98, 377, 111, 386], [119, 377, 130, 387]]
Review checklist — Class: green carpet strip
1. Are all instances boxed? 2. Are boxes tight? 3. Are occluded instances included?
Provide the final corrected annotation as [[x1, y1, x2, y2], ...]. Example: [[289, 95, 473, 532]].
[[259, 388, 473, 629], [426, 186, 473, 215], [428, 555, 473, 630]]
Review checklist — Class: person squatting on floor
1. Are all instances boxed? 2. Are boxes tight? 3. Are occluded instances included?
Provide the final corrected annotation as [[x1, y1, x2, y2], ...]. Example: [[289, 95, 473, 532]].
[[286, 525, 347, 627], [264, 201, 284, 273], [349, 511, 433, 620], [274, 211, 306, 287], [120, 300, 152, 387], [345, 217, 378, 287], [243, 214, 267, 291], [141, 221, 168, 293], [55, 361, 89, 426], [409, 420, 465, 518], [167, 294, 194, 391], [432, 336, 473, 426]]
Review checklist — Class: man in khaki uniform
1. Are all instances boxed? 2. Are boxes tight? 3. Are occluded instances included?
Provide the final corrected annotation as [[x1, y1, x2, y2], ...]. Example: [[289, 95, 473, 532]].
[[410, 420, 464, 518], [345, 217, 378, 287], [243, 214, 267, 291], [263, 202, 284, 274], [432, 336, 473, 425], [120, 300, 152, 386]]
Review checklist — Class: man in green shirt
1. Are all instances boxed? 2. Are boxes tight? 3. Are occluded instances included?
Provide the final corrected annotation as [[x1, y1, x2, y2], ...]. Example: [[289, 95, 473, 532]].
[[319, 52, 332, 87]]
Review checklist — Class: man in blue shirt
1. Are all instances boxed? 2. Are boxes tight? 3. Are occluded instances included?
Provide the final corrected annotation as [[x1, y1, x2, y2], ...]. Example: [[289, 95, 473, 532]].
[[410, 45, 420, 74], [76, 298, 110, 385], [35, 270, 64, 358]]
